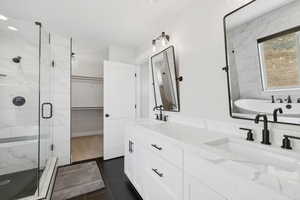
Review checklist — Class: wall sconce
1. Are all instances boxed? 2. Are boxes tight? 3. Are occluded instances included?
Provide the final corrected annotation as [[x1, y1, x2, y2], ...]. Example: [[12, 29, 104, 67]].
[[152, 32, 170, 52]]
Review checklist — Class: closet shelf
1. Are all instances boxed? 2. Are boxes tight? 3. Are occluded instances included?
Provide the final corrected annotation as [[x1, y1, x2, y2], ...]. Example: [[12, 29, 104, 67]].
[[72, 75, 103, 81], [72, 107, 104, 111]]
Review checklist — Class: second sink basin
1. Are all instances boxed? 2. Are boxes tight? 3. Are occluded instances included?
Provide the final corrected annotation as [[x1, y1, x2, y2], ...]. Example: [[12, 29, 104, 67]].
[[205, 138, 300, 172]]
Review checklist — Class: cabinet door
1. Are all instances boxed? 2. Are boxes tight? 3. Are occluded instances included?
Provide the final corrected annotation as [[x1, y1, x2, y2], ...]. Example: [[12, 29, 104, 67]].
[[143, 168, 175, 200], [124, 132, 144, 196], [184, 175, 227, 200], [124, 136, 135, 182], [134, 143, 146, 196]]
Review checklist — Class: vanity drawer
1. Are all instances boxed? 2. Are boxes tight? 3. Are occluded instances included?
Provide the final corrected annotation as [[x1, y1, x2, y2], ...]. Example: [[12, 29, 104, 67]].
[[145, 150, 183, 199], [145, 132, 183, 168]]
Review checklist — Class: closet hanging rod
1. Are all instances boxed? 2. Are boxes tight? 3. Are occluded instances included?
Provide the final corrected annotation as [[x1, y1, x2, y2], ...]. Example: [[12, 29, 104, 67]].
[[72, 107, 104, 111], [72, 75, 103, 81]]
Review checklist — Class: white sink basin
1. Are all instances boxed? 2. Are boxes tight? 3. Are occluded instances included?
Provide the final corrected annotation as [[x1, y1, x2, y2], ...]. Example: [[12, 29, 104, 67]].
[[205, 138, 300, 171], [235, 99, 300, 116]]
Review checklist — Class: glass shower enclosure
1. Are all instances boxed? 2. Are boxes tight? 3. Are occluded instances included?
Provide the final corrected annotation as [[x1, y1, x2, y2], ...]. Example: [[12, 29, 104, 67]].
[[0, 17, 54, 199]]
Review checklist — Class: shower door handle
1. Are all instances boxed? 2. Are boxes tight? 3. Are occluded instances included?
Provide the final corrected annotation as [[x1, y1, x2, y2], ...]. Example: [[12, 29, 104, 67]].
[[42, 102, 53, 119]]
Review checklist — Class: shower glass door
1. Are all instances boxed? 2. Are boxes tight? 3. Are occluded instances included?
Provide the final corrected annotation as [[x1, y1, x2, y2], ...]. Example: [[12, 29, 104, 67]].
[[0, 18, 53, 199]]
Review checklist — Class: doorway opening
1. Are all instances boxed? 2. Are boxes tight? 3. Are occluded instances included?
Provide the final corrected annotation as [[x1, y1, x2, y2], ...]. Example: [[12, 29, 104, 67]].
[[70, 41, 104, 163]]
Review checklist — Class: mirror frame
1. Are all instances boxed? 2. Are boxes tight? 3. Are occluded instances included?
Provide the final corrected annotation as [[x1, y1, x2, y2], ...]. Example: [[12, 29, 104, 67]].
[[151, 45, 180, 112], [223, 0, 300, 126]]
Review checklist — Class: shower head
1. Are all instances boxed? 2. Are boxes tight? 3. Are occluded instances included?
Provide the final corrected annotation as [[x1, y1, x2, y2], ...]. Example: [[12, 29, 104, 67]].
[[12, 56, 22, 63]]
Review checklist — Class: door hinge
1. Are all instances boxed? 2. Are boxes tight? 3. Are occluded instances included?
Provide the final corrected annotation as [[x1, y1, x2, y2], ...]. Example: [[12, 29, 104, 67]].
[[50, 144, 54, 151], [135, 104, 137, 109], [51, 60, 55, 67], [48, 33, 51, 44], [134, 73, 137, 77]]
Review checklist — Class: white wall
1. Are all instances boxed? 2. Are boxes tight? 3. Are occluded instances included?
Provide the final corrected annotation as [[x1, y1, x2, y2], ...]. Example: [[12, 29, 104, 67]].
[[108, 45, 137, 64], [72, 49, 106, 78], [136, 0, 300, 151]]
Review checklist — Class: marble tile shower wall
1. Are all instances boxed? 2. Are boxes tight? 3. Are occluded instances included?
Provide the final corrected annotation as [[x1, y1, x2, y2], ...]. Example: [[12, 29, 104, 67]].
[[228, 1, 300, 100], [0, 33, 39, 139], [0, 27, 40, 175]]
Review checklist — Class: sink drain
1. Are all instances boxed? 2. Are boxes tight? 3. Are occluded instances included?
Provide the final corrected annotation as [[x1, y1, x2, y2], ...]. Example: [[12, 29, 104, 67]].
[[0, 179, 11, 186]]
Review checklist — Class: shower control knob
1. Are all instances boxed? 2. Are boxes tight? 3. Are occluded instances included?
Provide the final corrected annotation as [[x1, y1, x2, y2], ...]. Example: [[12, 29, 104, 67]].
[[13, 96, 26, 106], [105, 114, 110, 118]]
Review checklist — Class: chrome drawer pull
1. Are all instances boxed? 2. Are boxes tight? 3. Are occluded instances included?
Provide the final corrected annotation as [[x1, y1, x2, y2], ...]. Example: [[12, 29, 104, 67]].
[[152, 168, 163, 177], [129, 140, 134, 153], [151, 144, 162, 151]]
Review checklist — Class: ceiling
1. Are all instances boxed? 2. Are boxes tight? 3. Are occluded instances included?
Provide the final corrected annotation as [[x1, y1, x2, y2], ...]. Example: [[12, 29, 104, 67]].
[[0, 0, 194, 52], [226, 0, 296, 29]]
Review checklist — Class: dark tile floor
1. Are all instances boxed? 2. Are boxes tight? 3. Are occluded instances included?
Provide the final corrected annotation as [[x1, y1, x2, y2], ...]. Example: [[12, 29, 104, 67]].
[[69, 157, 142, 200], [0, 168, 39, 200]]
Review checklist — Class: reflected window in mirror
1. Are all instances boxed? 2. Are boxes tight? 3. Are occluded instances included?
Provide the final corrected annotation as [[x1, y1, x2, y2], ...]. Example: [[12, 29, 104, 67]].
[[224, 0, 300, 126], [258, 27, 300, 91], [151, 46, 180, 112]]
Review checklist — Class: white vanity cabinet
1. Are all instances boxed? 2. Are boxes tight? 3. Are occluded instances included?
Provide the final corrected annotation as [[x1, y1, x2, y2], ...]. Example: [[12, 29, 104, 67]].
[[124, 123, 292, 200], [125, 124, 226, 200], [124, 125, 184, 200]]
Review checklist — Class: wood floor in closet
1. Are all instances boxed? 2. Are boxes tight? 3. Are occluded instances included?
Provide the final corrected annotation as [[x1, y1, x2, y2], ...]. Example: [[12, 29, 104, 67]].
[[71, 135, 103, 162]]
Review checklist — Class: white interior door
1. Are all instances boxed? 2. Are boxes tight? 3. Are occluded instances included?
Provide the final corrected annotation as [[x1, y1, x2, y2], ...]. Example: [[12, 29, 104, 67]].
[[103, 61, 136, 160]]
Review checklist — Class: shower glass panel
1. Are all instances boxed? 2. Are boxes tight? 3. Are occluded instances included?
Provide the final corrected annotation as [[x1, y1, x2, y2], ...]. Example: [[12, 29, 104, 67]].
[[39, 24, 53, 194], [0, 18, 52, 199]]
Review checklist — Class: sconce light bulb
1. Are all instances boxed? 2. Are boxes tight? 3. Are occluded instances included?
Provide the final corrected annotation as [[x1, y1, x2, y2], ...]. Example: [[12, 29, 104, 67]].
[[162, 38, 166, 46], [152, 45, 156, 52], [152, 40, 156, 52]]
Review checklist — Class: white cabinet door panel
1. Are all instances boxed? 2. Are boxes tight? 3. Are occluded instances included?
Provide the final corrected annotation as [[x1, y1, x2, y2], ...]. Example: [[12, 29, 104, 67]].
[[144, 149, 183, 199], [184, 175, 227, 200], [124, 129, 144, 197], [143, 168, 175, 200]]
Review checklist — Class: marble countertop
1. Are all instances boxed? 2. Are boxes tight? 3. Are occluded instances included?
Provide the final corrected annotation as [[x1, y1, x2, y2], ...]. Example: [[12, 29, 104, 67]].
[[134, 119, 226, 147], [132, 120, 300, 200]]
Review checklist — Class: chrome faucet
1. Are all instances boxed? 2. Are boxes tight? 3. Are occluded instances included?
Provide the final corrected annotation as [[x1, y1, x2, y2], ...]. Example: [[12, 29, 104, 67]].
[[254, 114, 271, 145], [153, 105, 167, 121]]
